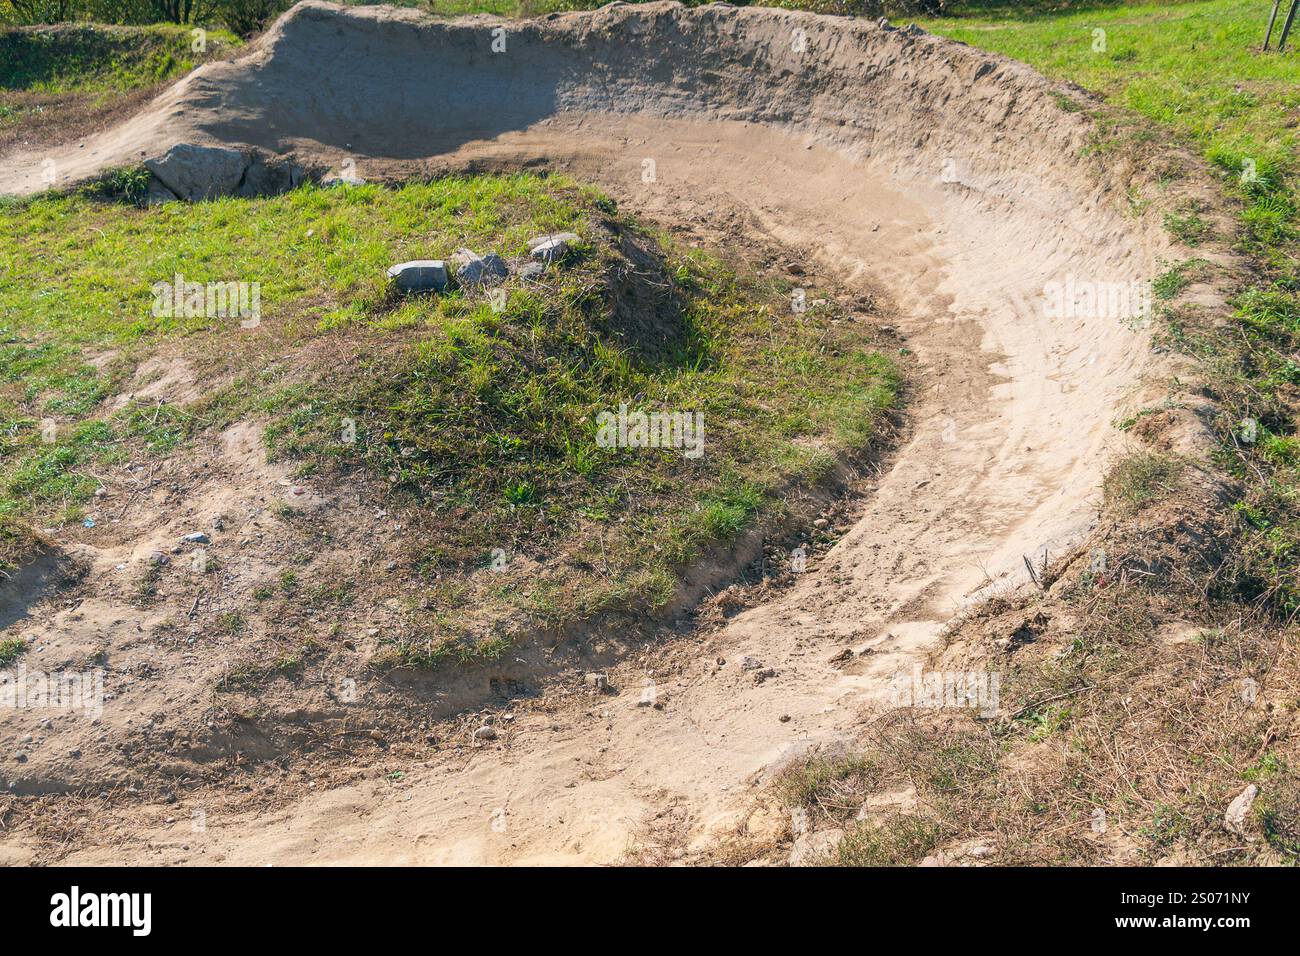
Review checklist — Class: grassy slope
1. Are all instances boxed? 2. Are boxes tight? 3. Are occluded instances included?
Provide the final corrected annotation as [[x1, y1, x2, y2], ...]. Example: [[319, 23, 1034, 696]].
[[0, 25, 241, 585], [0, 23, 240, 94], [0, 24, 241, 154], [925, 0, 1298, 255], [0, 174, 898, 665]]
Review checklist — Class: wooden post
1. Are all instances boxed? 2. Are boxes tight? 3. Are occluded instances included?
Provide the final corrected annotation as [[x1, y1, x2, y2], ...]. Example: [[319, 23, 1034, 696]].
[[1265, 0, 1283, 48], [1281, 0, 1300, 51]]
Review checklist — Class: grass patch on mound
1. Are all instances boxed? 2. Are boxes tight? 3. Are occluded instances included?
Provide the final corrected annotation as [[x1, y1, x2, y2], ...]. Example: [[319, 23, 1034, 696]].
[[0, 173, 899, 663], [1, 173, 590, 342], [0, 23, 239, 94], [1102, 450, 1184, 515]]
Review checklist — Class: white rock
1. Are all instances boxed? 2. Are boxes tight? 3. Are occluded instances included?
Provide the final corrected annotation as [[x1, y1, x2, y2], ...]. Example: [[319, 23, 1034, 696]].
[[1224, 784, 1258, 835], [386, 260, 449, 293], [145, 144, 248, 202]]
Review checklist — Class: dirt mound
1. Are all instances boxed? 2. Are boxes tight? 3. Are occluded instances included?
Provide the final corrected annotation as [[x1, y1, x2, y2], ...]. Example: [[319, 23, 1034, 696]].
[[0, 2, 1228, 863]]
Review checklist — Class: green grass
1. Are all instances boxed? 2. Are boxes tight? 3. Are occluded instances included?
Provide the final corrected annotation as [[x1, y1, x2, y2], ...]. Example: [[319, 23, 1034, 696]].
[[776, 728, 996, 865], [779, 753, 880, 811], [1102, 450, 1184, 513], [0, 635, 26, 665], [922, 0, 1299, 263], [824, 815, 943, 866], [922, 0, 1298, 169], [1162, 205, 1212, 245], [1151, 257, 1203, 300], [0, 23, 240, 94], [0, 173, 899, 666], [0, 174, 589, 343], [0, 512, 41, 573], [220, 641, 316, 691], [215, 610, 245, 634]]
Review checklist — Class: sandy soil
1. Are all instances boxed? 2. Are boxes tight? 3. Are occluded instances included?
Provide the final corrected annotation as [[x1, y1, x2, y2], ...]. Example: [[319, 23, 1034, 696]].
[[0, 2, 1223, 864]]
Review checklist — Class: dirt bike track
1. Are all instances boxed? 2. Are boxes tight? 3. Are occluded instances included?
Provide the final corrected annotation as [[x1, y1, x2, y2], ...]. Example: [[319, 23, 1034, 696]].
[[0, 2, 1224, 864]]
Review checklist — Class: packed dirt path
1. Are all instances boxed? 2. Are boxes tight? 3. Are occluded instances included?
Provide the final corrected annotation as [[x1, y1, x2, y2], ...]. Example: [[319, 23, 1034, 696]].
[[1, 3, 1187, 863]]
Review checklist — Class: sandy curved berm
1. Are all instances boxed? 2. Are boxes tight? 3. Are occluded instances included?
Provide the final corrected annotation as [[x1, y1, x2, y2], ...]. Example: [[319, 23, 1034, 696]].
[[1, 2, 1217, 863]]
